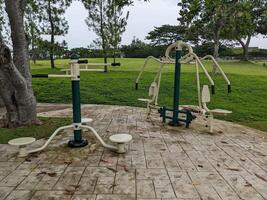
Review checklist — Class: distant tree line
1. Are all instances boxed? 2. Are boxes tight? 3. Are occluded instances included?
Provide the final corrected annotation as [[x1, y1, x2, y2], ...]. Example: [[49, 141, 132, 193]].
[[55, 37, 266, 60]]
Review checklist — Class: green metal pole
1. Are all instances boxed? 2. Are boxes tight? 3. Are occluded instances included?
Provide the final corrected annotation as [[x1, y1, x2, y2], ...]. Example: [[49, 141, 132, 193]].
[[68, 54, 88, 148], [72, 80, 82, 141], [169, 48, 182, 126]]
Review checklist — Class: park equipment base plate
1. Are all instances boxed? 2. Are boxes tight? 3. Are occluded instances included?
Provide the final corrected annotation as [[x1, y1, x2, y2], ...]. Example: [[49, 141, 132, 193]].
[[68, 139, 88, 148], [168, 121, 183, 127]]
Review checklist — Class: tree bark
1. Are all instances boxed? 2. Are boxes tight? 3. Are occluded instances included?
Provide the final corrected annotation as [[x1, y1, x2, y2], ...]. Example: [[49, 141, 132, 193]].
[[0, 0, 37, 128], [99, 0, 108, 72], [237, 35, 251, 61], [213, 31, 220, 59], [0, 97, 4, 107], [113, 51, 116, 64], [213, 41, 219, 59], [48, 0, 55, 68], [212, 23, 223, 59]]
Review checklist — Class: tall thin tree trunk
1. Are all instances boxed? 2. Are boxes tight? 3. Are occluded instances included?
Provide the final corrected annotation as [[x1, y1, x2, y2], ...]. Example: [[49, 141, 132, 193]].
[[113, 50, 116, 64], [213, 39, 220, 59], [0, 0, 38, 128], [213, 26, 223, 59], [31, 33, 37, 65], [48, 0, 55, 68], [31, 29, 36, 65], [99, 0, 108, 72], [103, 51, 107, 72], [29, 12, 36, 64], [237, 35, 251, 61]]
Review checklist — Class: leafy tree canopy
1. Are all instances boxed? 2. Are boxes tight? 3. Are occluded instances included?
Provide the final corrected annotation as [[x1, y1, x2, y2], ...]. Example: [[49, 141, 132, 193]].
[[146, 24, 186, 45]]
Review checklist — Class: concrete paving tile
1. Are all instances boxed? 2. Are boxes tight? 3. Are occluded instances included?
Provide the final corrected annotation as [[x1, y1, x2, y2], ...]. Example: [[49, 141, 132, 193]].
[[0, 169, 30, 187], [96, 194, 135, 200], [83, 167, 115, 178], [153, 179, 176, 199], [0, 187, 13, 200], [136, 169, 169, 180], [114, 170, 135, 194], [137, 180, 155, 199], [31, 191, 72, 200], [72, 194, 97, 200], [5, 190, 33, 200], [53, 166, 85, 191], [76, 176, 97, 194]]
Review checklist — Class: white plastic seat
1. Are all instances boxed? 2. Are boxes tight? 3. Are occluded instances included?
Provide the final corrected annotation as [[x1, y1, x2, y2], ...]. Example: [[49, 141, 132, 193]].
[[138, 82, 159, 118], [201, 85, 232, 132], [109, 134, 132, 153]]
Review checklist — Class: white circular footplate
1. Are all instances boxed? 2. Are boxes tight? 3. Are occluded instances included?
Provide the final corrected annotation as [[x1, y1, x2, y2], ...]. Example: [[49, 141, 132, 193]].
[[8, 137, 36, 158], [8, 137, 36, 146], [109, 134, 133, 153], [82, 118, 93, 125]]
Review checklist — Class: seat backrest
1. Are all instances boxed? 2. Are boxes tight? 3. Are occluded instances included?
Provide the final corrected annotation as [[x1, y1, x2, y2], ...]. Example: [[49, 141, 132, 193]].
[[149, 82, 158, 97], [202, 85, 211, 103]]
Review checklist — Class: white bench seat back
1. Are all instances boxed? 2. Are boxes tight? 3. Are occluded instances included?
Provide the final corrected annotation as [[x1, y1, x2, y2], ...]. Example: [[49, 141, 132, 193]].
[[149, 82, 158, 97], [201, 85, 211, 103]]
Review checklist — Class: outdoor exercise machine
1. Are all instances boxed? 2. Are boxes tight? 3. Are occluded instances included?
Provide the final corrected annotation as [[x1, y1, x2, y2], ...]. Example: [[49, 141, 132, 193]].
[[61, 59, 111, 74], [136, 43, 231, 113], [137, 40, 232, 129], [8, 55, 132, 157]]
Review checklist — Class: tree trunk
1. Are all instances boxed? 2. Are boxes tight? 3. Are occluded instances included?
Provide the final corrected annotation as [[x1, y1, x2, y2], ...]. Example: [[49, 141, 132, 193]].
[[213, 25, 223, 59], [0, 0, 37, 128], [213, 39, 220, 59], [99, 0, 108, 72], [103, 51, 107, 72], [31, 28, 37, 65], [113, 51, 116, 64], [0, 97, 4, 107], [29, 12, 37, 64], [237, 35, 251, 61], [48, 0, 55, 68]]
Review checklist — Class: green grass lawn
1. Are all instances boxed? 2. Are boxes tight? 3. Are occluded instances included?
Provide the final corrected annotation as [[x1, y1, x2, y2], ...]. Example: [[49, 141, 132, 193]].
[[1, 57, 267, 144], [0, 118, 72, 144], [32, 58, 267, 131]]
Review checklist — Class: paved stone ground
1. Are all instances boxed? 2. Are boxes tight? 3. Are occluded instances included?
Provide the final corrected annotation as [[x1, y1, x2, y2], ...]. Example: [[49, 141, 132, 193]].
[[0, 104, 267, 200]]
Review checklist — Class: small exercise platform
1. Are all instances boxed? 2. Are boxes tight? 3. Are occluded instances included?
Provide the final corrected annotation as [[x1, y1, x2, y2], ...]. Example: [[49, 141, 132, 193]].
[[8, 137, 36, 157], [109, 134, 133, 153]]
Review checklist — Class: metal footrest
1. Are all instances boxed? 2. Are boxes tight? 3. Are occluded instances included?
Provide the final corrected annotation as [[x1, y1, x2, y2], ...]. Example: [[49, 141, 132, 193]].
[[159, 107, 195, 128]]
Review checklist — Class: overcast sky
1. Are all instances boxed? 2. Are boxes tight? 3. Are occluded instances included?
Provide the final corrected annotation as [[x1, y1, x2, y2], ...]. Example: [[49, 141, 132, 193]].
[[63, 0, 267, 49]]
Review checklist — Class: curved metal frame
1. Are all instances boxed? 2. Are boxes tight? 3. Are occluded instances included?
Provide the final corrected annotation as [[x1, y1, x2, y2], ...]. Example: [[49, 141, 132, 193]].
[[200, 55, 231, 88], [25, 124, 118, 156]]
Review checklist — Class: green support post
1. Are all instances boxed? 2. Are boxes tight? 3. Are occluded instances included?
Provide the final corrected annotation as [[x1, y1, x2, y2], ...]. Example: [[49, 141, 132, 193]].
[[169, 48, 182, 126], [158, 41, 194, 128], [68, 54, 88, 148]]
